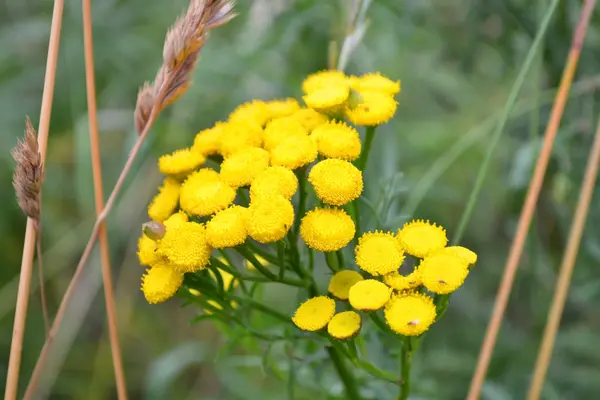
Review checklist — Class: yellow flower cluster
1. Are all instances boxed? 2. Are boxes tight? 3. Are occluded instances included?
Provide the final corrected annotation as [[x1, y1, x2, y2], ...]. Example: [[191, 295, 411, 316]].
[[292, 220, 477, 338], [138, 70, 402, 307]]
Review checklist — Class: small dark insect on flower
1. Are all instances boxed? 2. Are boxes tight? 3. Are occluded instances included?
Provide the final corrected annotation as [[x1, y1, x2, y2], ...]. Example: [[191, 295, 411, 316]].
[[11, 116, 44, 220]]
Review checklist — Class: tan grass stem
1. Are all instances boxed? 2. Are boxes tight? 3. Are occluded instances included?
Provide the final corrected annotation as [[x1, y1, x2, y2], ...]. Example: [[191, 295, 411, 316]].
[[466, 1, 597, 398], [82, 0, 128, 397], [4, 1, 64, 398], [35, 223, 50, 335], [527, 115, 600, 399]]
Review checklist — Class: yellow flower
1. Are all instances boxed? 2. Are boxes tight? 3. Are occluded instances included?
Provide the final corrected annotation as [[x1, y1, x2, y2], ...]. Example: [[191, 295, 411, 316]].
[[383, 270, 422, 291], [245, 254, 270, 271], [355, 232, 405, 276], [311, 121, 361, 161], [328, 311, 361, 340], [205, 206, 249, 248], [308, 159, 363, 206], [180, 172, 236, 217], [349, 73, 401, 96], [302, 70, 349, 94], [148, 178, 180, 222], [157, 221, 211, 272], [292, 296, 336, 331], [345, 91, 397, 126], [141, 262, 184, 304], [246, 195, 294, 243], [303, 85, 350, 114], [270, 135, 318, 170], [263, 116, 308, 151], [265, 98, 301, 119], [218, 120, 263, 157], [220, 147, 270, 188], [418, 253, 469, 294], [229, 100, 271, 127], [435, 246, 478, 266], [397, 219, 448, 258], [163, 211, 189, 229], [138, 234, 160, 266], [158, 148, 205, 176], [328, 270, 364, 300], [300, 208, 355, 252], [290, 108, 329, 132], [250, 166, 298, 201], [348, 279, 391, 311], [192, 122, 227, 156], [384, 292, 436, 336]]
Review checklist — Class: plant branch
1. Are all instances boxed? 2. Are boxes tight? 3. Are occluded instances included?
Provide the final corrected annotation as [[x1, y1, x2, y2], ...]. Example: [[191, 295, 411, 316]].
[[5, 0, 64, 398], [35, 222, 50, 336], [467, 1, 596, 398], [527, 113, 600, 399]]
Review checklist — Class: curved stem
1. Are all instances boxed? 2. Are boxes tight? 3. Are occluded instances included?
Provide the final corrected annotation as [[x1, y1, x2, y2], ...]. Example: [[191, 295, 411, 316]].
[[35, 222, 50, 337], [354, 126, 376, 235], [399, 338, 413, 400], [327, 346, 361, 400]]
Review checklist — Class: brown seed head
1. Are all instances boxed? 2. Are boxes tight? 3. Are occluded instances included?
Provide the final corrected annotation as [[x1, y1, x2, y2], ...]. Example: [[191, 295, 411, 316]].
[[12, 116, 44, 220]]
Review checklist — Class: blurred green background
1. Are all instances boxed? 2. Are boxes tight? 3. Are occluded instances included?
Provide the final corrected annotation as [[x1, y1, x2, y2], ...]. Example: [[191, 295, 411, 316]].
[[2, 0, 600, 399]]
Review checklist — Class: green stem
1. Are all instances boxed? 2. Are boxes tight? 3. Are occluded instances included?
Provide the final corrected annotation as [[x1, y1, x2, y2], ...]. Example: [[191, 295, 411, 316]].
[[336, 250, 346, 269], [327, 346, 361, 400], [452, 0, 560, 244], [294, 167, 307, 236], [325, 251, 340, 272], [354, 126, 376, 235], [399, 337, 413, 400], [277, 240, 286, 281], [235, 246, 278, 281]]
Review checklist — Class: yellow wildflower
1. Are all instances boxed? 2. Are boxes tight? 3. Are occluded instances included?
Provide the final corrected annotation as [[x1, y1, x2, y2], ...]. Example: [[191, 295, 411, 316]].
[[328, 311, 361, 340], [138, 234, 160, 266], [158, 148, 205, 176], [311, 121, 361, 161], [328, 270, 364, 300], [292, 296, 336, 331], [265, 98, 301, 119], [384, 292, 436, 336], [397, 219, 448, 258], [148, 178, 180, 222], [348, 279, 391, 311], [300, 208, 355, 252], [435, 246, 478, 266], [263, 116, 308, 151], [308, 159, 363, 206], [302, 70, 349, 94], [180, 172, 236, 217], [349, 73, 401, 96], [246, 195, 294, 243], [303, 85, 350, 114], [418, 253, 469, 294], [205, 206, 249, 248], [163, 211, 189, 229], [192, 122, 227, 156], [383, 270, 422, 291], [290, 108, 329, 132], [270, 135, 318, 170], [228, 100, 271, 127], [355, 231, 405, 276], [345, 91, 397, 126], [157, 221, 211, 273], [250, 166, 298, 201], [141, 262, 184, 304], [218, 120, 263, 157], [220, 147, 270, 188]]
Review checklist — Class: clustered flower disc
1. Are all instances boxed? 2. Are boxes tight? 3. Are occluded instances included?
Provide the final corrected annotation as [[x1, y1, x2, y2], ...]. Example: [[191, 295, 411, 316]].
[[205, 206, 249, 249], [158, 148, 205, 176], [345, 91, 397, 126], [292, 296, 336, 331], [328, 311, 361, 340], [246, 195, 294, 243], [328, 270, 364, 300], [311, 121, 361, 161], [180, 173, 236, 217], [397, 219, 448, 258], [383, 270, 422, 291], [355, 231, 405, 276], [384, 292, 436, 336], [250, 166, 298, 201], [148, 178, 180, 222], [270, 135, 318, 170], [418, 253, 469, 294], [308, 159, 363, 206], [348, 279, 392, 311], [220, 147, 270, 188], [300, 207, 355, 252], [141, 262, 184, 304], [156, 221, 211, 273]]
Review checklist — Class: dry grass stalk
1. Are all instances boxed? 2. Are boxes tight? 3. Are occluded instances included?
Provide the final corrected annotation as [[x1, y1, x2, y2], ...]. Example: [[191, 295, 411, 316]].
[[23, 2, 236, 398], [81, 0, 127, 397], [527, 114, 600, 399], [4, 0, 65, 398], [466, 1, 597, 398]]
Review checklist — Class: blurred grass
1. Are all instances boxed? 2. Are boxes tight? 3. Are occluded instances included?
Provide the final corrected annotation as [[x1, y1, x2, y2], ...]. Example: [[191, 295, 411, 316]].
[[2, 0, 600, 399]]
